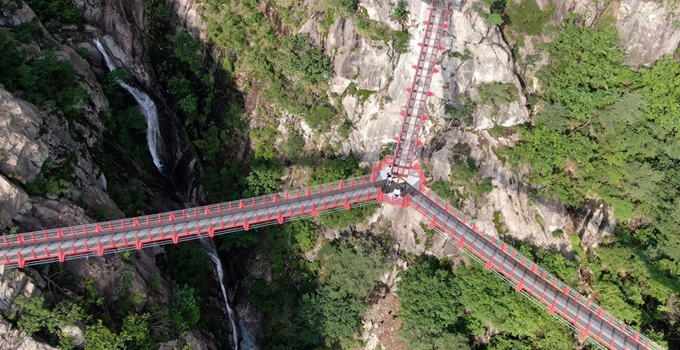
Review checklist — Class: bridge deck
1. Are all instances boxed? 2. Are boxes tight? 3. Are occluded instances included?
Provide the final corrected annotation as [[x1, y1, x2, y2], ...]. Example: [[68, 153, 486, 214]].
[[392, 4, 450, 180], [1, 176, 384, 268], [0, 0, 664, 348], [397, 184, 661, 350]]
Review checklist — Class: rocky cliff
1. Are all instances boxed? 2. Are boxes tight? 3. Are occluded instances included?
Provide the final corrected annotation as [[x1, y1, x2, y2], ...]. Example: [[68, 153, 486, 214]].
[[74, 0, 205, 205], [2, 0, 678, 348], [0, 0, 217, 348], [536, 0, 680, 66]]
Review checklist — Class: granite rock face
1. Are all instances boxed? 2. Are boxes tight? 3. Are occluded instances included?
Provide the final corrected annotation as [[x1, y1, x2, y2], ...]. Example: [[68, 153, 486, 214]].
[[0, 317, 56, 350], [613, 0, 680, 66], [442, 1, 529, 129], [535, 0, 680, 67], [0, 87, 49, 184], [0, 175, 30, 229], [74, 0, 150, 86]]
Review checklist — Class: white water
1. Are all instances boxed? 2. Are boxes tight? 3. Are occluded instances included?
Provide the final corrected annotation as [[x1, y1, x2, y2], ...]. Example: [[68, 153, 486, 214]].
[[209, 252, 240, 350], [95, 38, 245, 349], [93, 39, 165, 172]]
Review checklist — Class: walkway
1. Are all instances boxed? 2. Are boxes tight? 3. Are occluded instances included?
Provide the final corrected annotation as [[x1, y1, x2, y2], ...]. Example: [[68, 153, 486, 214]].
[[0, 1, 663, 349]]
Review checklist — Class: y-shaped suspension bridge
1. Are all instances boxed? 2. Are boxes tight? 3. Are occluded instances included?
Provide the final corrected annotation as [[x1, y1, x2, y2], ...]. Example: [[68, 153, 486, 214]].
[[1, 1, 663, 349]]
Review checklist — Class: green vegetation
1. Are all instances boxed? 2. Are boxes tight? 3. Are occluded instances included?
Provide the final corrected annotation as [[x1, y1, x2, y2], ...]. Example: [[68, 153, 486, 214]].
[[144, 4, 249, 200], [399, 257, 574, 349], [505, 0, 554, 36], [539, 24, 628, 122], [11, 295, 159, 349], [222, 221, 389, 348], [444, 93, 475, 126], [474, 0, 506, 27], [12, 20, 44, 43], [345, 82, 376, 103], [355, 14, 410, 53], [25, 157, 73, 197], [394, 0, 408, 22], [477, 82, 519, 116], [301, 242, 388, 347], [0, 33, 86, 122], [492, 211, 508, 236], [24, 0, 83, 28], [429, 158, 494, 206], [509, 20, 680, 345], [318, 203, 379, 230], [283, 127, 305, 160], [201, 0, 332, 114], [11, 296, 85, 347]]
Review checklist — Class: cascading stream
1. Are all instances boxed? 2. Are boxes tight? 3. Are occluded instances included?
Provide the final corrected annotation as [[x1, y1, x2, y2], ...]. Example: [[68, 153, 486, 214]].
[[208, 252, 240, 350], [94, 38, 246, 349], [93, 39, 165, 173]]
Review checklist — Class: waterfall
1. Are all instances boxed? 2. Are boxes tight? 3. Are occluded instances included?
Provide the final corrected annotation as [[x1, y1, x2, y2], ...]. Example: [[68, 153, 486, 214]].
[[94, 38, 247, 349], [208, 252, 240, 350], [93, 39, 165, 174]]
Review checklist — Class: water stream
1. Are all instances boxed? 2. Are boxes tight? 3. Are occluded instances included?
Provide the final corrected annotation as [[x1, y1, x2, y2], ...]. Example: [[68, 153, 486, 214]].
[[93, 39, 165, 173], [94, 38, 244, 349], [208, 252, 240, 350]]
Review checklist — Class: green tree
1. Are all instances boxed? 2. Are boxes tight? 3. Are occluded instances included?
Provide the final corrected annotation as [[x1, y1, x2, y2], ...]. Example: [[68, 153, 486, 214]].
[[85, 320, 123, 350], [13, 296, 85, 338], [0, 33, 24, 89], [300, 242, 388, 347], [283, 127, 305, 160], [539, 23, 628, 122], [285, 220, 319, 252], [510, 124, 595, 205], [25, 0, 84, 27], [477, 82, 519, 115], [318, 203, 378, 229], [171, 285, 201, 332], [310, 155, 363, 184], [398, 258, 470, 349], [634, 57, 680, 129], [506, 0, 554, 35], [242, 162, 283, 197], [485, 13, 504, 27]]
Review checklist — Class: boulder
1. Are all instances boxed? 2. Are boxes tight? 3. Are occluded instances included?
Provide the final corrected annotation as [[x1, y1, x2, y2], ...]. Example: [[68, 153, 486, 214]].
[[0, 265, 42, 313], [614, 0, 680, 66], [0, 87, 49, 184], [531, 0, 680, 67], [173, 0, 207, 39], [0, 317, 56, 350], [59, 324, 85, 347], [574, 199, 616, 251], [441, 1, 529, 129], [0, 174, 30, 229]]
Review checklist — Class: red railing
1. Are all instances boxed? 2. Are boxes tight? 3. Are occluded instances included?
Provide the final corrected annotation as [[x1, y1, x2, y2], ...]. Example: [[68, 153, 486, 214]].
[[1, 176, 382, 268], [391, 3, 450, 179], [408, 184, 662, 350]]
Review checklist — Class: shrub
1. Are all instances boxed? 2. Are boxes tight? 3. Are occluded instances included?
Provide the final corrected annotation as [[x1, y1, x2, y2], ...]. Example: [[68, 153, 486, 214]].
[[283, 127, 305, 160], [304, 105, 336, 132], [171, 285, 201, 331], [506, 0, 554, 36], [477, 82, 519, 115], [394, 0, 408, 22], [24, 0, 83, 27], [12, 20, 44, 43], [393, 30, 409, 54]]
